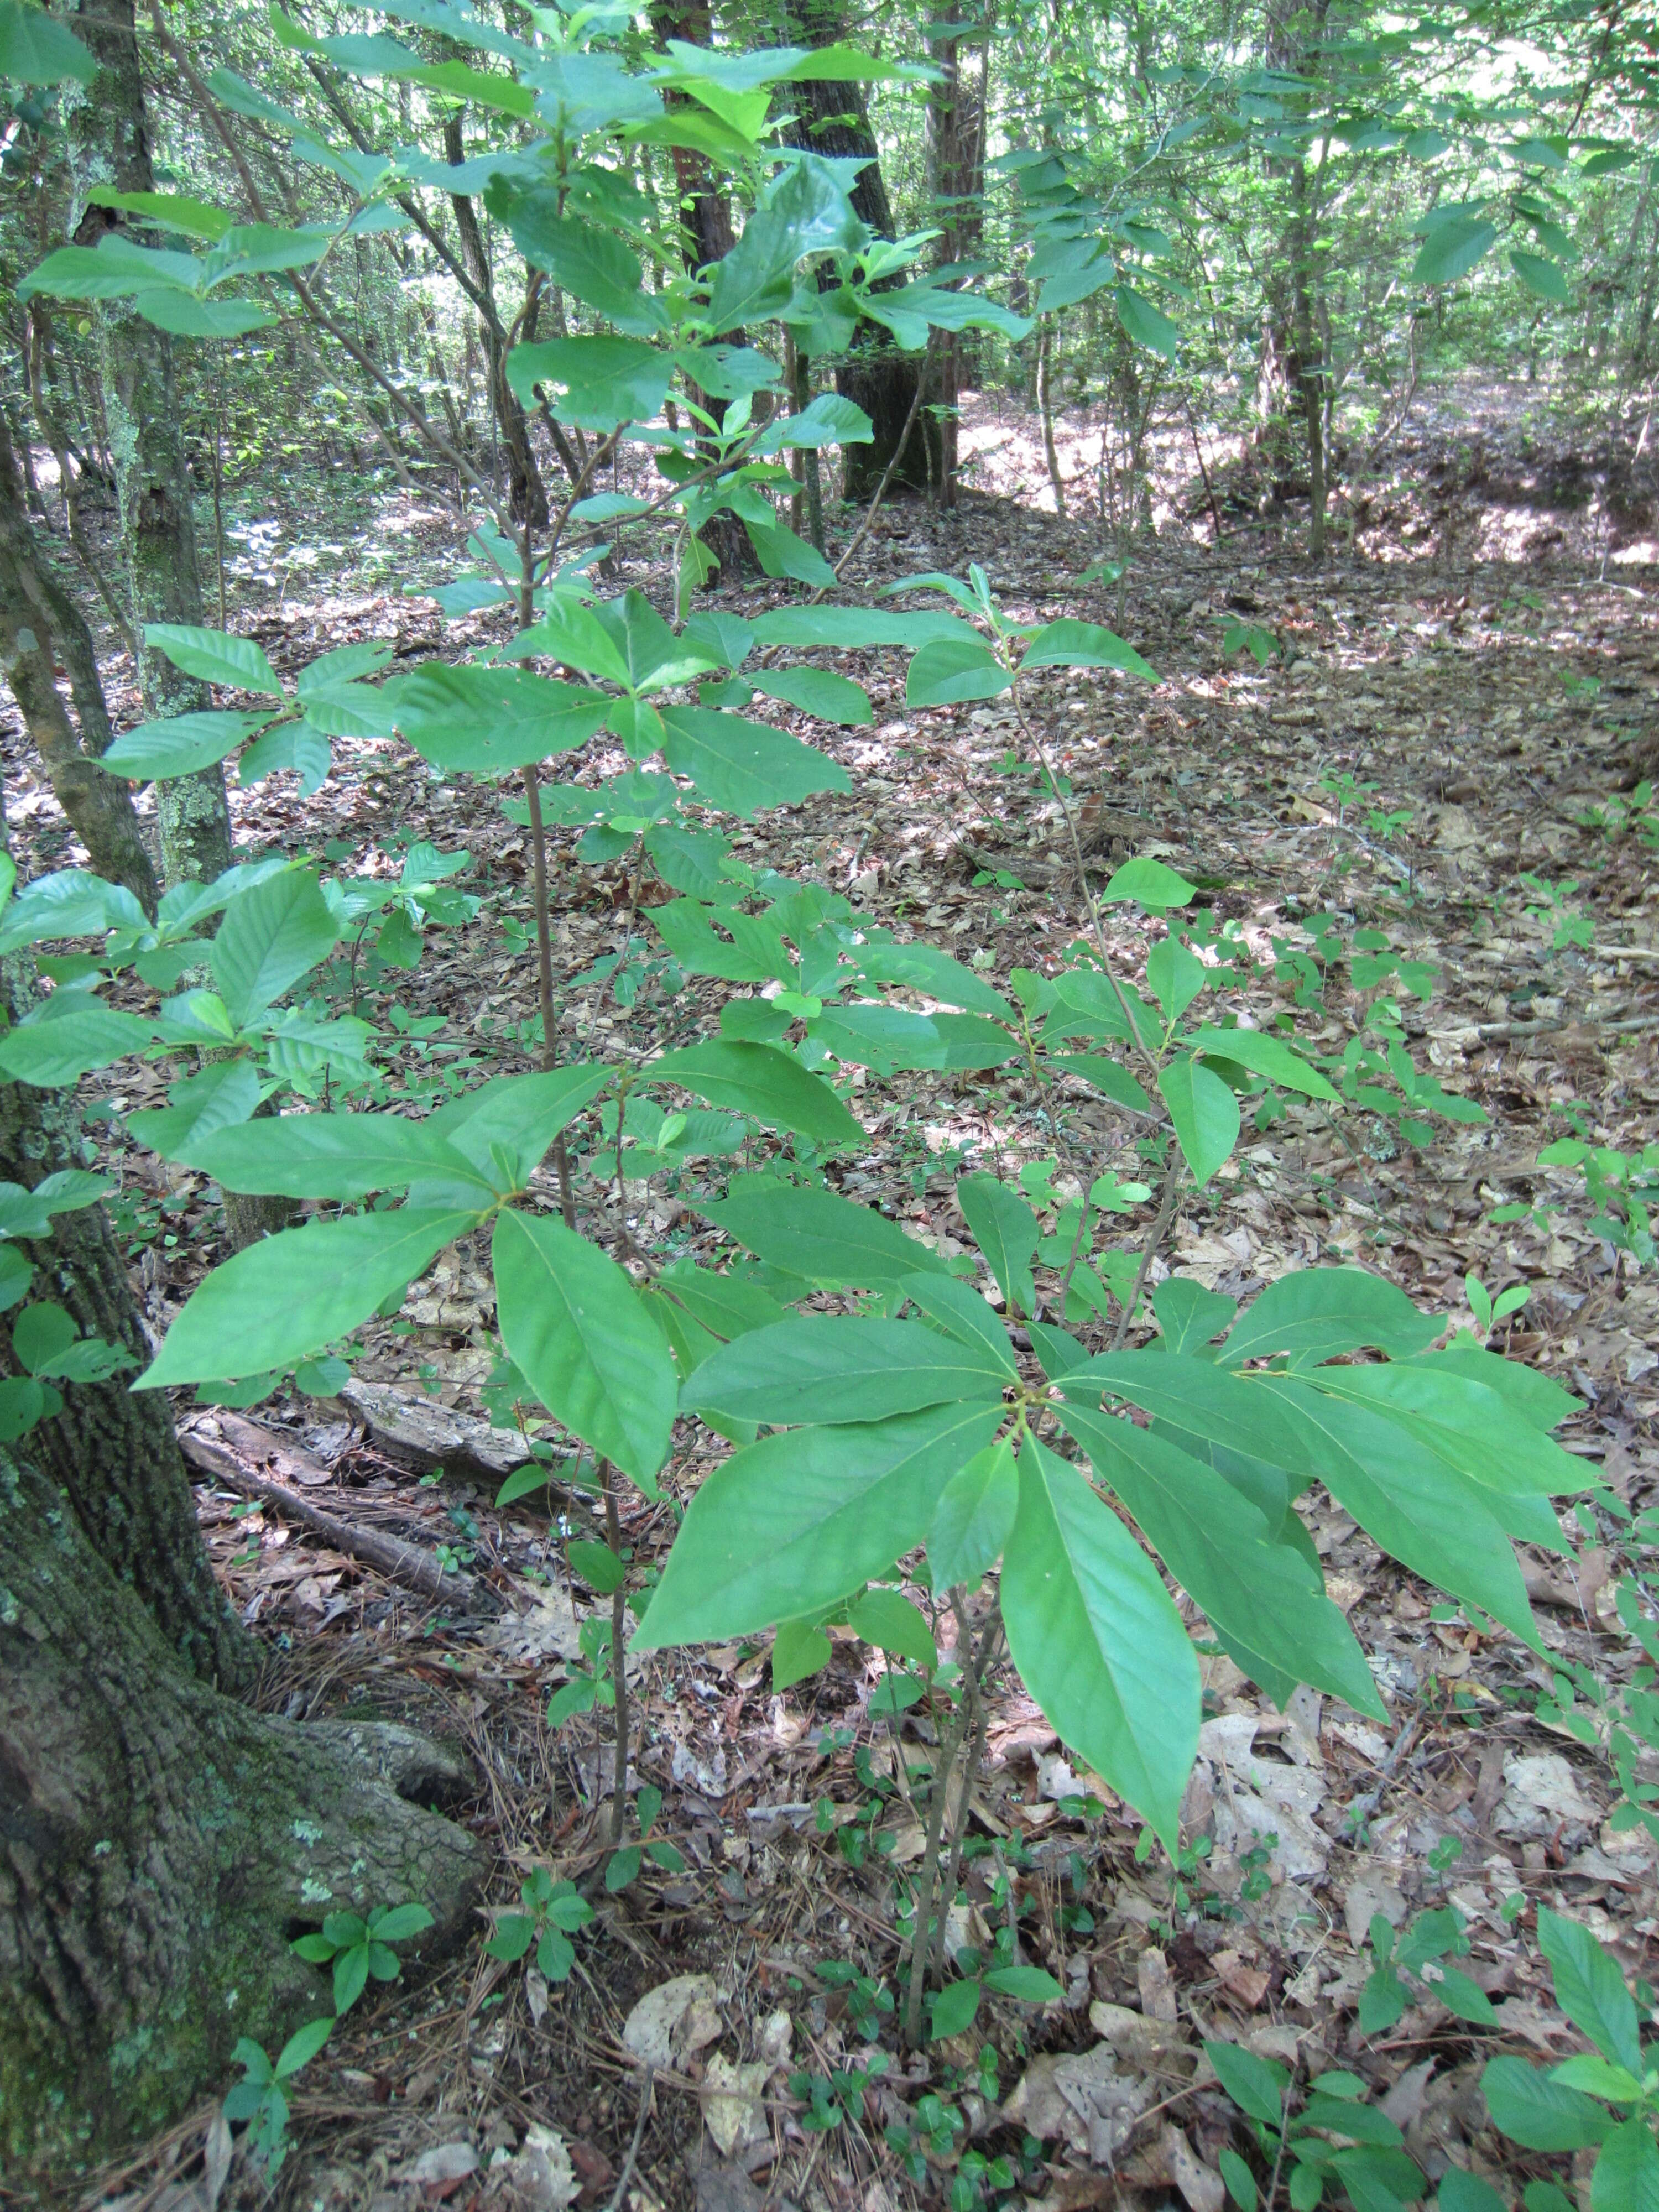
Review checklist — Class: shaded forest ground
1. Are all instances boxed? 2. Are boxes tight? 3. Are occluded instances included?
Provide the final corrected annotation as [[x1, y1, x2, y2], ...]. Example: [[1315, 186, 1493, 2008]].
[[8, 377, 1658, 2212]]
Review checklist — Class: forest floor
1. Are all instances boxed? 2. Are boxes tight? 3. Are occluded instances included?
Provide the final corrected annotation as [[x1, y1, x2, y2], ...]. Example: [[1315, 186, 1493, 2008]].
[[12, 379, 1659, 2212]]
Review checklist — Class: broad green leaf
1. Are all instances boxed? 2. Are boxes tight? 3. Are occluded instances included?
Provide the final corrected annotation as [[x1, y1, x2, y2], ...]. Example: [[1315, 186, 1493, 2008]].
[[1190, 1024, 1340, 1104], [427, 1066, 614, 1177], [19, 233, 204, 302], [493, 1209, 675, 1490], [905, 636, 1011, 707], [1056, 1399, 1384, 1717], [697, 1172, 946, 1288], [1115, 283, 1181, 358], [0, 1, 96, 83], [592, 589, 718, 693], [749, 607, 973, 650], [659, 705, 851, 818], [681, 1317, 1009, 1425], [1309, 1366, 1587, 1498], [1203, 2042, 1287, 2126], [1147, 937, 1207, 1022], [505, 336, 674, 429], [126, 1060, 262, 1156], [1413, 216, 1496, 284], [491, 205, 666, 337], [705, 160, 863, 332], [137, 1209, 476, 1386], [144, 624, 283, 699], [1103, 857, 1195, 908], [634, 1400, 1003, 1647], [1045, 1055, 1155, 1117], [1021, 618, 1159, 684], [855, 937, 1014, 1019], [767, 393, 873, 449], [185, 1112, 494, 1202], [652, 901, 790, 984], [1152, 1279, 1238, 1354], [743, 517, 838, 588], [750, 667, 873, 726], [927, 1437, 1018, 1589], [1592, 2119, 1659, 2212], [930, 1979, 982, 2039], [956, 1171, 1039, 1316], [682, 609, 755, 671], [84, 187, 233, 240], [1160, 1056, 1240, 1186], [387, 666, 607, 774], [0, 1004, 154, 1086], [100, 708, 278, 781], [901, 1273, 1019, 1376], [211, 868, 338, 1027], [652, 1040, 862, 1150], [1416, 1338, 1579, 1432], [1257, 1377, 1539, 1645], [983, 1963, 1064, 2001], [1480, 2056, 1614, 2152], [1003, 1436, 1199, 1849], [274, 2016, 334, 2078], [1511, 248, 1568, 303], [509, 599, 633, 686], [133, 290, 273, 338], [847, 1588, 936, 1669], [810, 1003, 946, 1076], [1221, 1267, 1441, 1366], [771, 1618, 831, 1689], [1538, 1907, 1642, 2072], [570, 1539, 627, 1594], [1220, 2148, 1259, 2212]]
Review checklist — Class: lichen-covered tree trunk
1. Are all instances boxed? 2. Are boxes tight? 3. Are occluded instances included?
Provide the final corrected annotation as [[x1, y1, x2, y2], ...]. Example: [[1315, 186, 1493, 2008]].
[[0, 410, 157, 913], [64, 0, 233, 890], [0, 1441, 486, 2183]]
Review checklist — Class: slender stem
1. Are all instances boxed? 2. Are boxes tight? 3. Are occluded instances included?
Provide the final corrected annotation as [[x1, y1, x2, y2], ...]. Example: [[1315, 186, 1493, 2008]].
[[931, 1608, 1000, 1988], [902, 1604, 999, 2046], [1109, 1151, 1183, 1350], [606, 2064, 654, 2212], [603, 1461, 629, 1850]]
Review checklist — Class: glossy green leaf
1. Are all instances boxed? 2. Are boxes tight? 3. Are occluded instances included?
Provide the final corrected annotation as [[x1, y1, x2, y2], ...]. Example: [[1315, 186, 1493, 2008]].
[[427, 1065, 615, 1178], [505, 336, 674, 430], [1189, 1024, 1340, 1103], [956, 1171, 1039, 1316], [927, 1436, 1018, 1589], [653, 1040, 860, 1149], [1160, 1056, 1240, 1187], [636, 1400, 1002, 1647], [1220, 1267, 1442, 1366], [855, 937, 1013, 1019], [697, 1173, 947, 1288], [1045, 1055, 1155, 1117], [681, 1316, 1010, 1426], [847, 1588, 937, 1669], [1021, 618, 1159, 683], [1001, 1435, 1199, 1849], [0, 1004, 154, 1086], [749, 607, 972, 650], [129, 1062, 263, 1162], [930, 1979, 982, 2038], [388, 665, 607, 775], [185, 1112, 494, 1202], [137, 1209, 475, 1386], [493, 1209, 675, 1490], [1114, 283, 1181, 357], [1103, 857, 1196, 908], [1310, 1366, 1587, 1498], [771, 1617, 832, 1688], [901, 1273, 1019, 1376], [493, 207, 666, 337], [211, 868, 338, 1027], [100, 708, 279, 782], [750, 667, 873, 725], [143, 623, 283, 699], [905, 636, 1011, 707], [659, 704, 851, 817]]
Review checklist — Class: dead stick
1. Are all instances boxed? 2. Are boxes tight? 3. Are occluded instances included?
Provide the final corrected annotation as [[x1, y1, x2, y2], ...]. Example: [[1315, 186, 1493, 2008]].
[[179, 1430, 476, 1605]]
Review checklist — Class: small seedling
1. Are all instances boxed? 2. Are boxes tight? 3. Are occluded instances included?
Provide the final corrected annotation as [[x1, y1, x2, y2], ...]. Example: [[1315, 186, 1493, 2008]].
[[484, 1866, 594, 1983], [223, 2016, 333, 2176], [290, 1901, 434, 2014], [606, 1783, 687, 1890]]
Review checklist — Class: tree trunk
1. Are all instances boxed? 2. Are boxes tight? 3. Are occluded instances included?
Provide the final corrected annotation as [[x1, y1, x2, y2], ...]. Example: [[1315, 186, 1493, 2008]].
[[0, 1439, 485, 2182], [0, 411, 157, 914], [1291, 158, 1327, 561], [443, 115, 550, 529], [64, 0, 233, 891]]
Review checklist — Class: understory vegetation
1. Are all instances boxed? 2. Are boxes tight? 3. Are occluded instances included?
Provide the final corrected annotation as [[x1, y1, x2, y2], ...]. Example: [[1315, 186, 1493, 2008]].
[[1, 0, 1658, 2204]]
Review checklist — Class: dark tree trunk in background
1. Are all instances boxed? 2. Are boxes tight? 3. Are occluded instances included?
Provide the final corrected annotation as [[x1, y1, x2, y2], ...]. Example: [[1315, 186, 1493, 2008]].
[[924, 12, 993, 507], [443, 114, 550, 528], [64, 0, 233, 889], [1261, 0, 1331, 557], [778, 9, 931, 499], [1, 1439, 484, 2182], [0, 411, 156, 913]]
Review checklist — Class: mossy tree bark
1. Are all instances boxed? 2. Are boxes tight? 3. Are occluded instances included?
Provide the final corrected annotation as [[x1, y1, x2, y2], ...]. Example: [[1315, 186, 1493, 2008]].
[[63, 0, 233, 890], [0, 1442, 486, 2184], [0, 408, 158, 914]]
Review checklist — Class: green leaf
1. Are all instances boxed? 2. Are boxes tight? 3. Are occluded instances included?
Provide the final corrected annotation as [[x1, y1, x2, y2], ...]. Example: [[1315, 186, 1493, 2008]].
[[634, 1400, 1003, 1647], [1001, 1435, 1199, 1850], [0, 1004, 154, 1086], [19, 234, 205, 303], [492, 206, 665, 338], [137, 1209, 476, 1387], [1055, 1400, 1384, 1718], [1308, 1367, 1586, 1498], [1103, 857, 1195, 909], [1220, 2148, 1259, 2212], [1189, 1025, 1340, 1104], [1021, 618, 1159, 683], [143, 624, 283, 699], [750, 667, 873, 726], [768, 392, 873, 450], [659, 704, 851, 818], [1160, 1056, 1240, 1187], [1413, 216, 1497, 284], [510, 598, 633, 686], [956, 1171, 1039, 1316], [847, 1588, 937, 1669], [100, 709, 278, 781], [0, 2, 97, 84], [484, 1913, 536, 1963], [1203, 2040, 1288, 2127], [184, 1112, 494, 1202], [652, 1040, 862, 1150], [1537, 1907, 1642, 2072], [332, 1945, 371, 2015], [855, 937, 1014, 1019], [492, 1209, 675, 1491], [274, 2016, 333, 2079], [1548, 2056, 1641, 2101], [129, 1064, 263, 1161], [810, 1003, 945, 1075], [505, 336, 674, 430], [902, 1274, 1020, 1376], [704, 159, 863, 332], [928, 1437, 1018, 1590], [84, 187, 233, 241], [592, 589, 717, 693], [569, 1539, 627, 1594], [680, 1317, 1011, 1426], [1147, 937, 1207, 1023], [749, 607, 972, 651], [1593, 2119, 1659, 2212], [1153, 1279, 1238, 1354], [905, 636, 1012, 707], [1511, 248, 1569, 303], [743, 517, 838, 588], [132, 290, 273, 338], [12, 1302, 76, 1377], [211, 868, 338, 1027], [387, 666, 607, 775], [427, 1066, 615, 1180], [1114, 283, 1181, 358], [1221, 1268, 1441, 1366], [1045, 1055, 1155, 1117], [983, 1965, 1064, 2002], [930, 1978, 983, 2039], [1481, 2056, 1614, 2151], [771, 1617, 831, 1689], [697, 1172, 946, 1289]]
